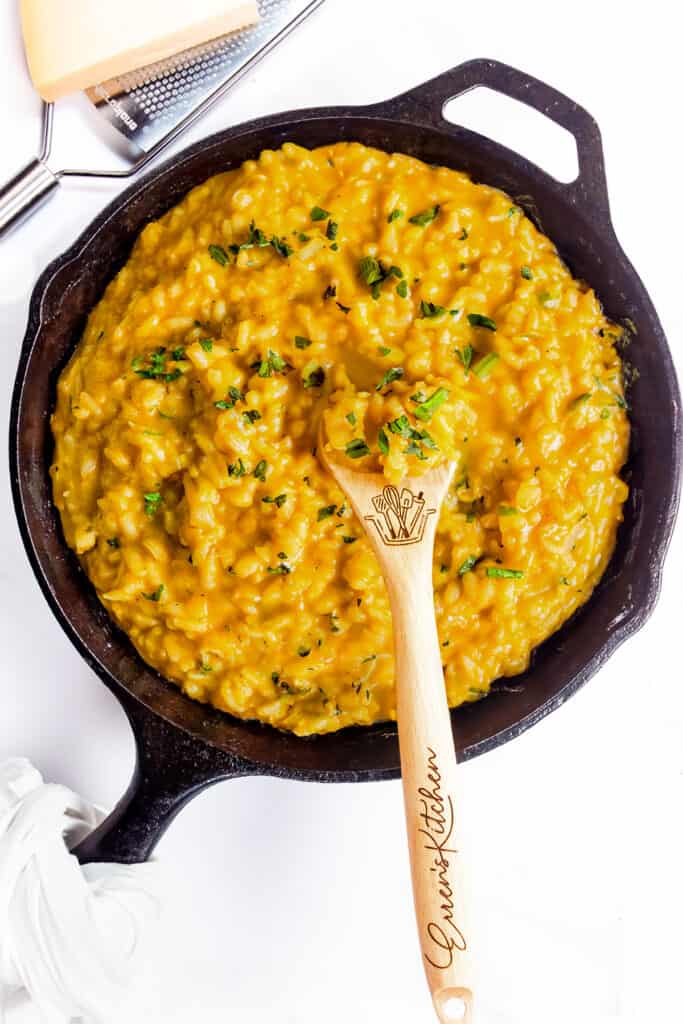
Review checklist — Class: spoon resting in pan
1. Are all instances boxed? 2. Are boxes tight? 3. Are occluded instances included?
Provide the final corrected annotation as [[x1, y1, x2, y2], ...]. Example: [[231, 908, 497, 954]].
[[320, 437, 474, 1023]]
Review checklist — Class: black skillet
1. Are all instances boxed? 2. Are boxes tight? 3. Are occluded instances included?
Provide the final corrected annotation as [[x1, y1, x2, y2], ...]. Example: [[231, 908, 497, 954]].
[[10, 59, 681, 865]]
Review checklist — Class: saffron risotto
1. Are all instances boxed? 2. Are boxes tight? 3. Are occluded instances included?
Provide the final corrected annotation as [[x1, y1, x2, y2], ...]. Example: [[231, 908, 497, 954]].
[[51, 142, 629, 736]]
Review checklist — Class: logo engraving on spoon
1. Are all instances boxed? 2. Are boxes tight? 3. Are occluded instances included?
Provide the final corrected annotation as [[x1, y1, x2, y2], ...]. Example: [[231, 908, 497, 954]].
[[365, 485, 435, 545], [418, 747, 467, 969]]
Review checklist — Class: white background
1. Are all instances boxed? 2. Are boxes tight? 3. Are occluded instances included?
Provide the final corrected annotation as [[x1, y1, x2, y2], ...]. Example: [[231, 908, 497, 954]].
[[1, 1, 681, 1022]]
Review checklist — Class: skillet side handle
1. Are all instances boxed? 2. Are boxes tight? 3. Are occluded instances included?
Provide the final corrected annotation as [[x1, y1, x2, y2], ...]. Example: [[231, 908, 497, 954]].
[[75, 695, 253, 864], [381, 57, 612, 230]]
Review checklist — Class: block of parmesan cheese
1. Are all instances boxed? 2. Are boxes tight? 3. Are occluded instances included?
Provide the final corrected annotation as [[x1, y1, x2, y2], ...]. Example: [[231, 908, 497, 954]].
[[21, 0, 260, 102]]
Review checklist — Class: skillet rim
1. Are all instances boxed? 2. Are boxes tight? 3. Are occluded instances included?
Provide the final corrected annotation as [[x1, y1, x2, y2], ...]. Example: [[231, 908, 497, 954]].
[[10, 62, 683, 782]]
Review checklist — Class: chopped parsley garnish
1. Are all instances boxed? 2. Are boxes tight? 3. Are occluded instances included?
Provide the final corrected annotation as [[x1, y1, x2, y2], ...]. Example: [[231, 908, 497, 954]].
[[409, 204, 440, 226], [310, 206, 330, 221], [143, 584, 164, 602], [467, 313, 497, 331], [267, 563, 291, 575], [498, 505, 519, 516], [472, 352, 500, 379], [358, 258, 403, 298], [230, 221, 269, 253], [342, 536, 357, 544], [388, 208, 403, 223], [387, 414, 411, 437], [412, 387, 449, 422], [242, 409, 262, 424], [298, 646, 311, 657], [376, 366, 404, 391], [358, 256, 384, 286], [143, 492, 162, 517], [570, 392, 592, 409], [346, 412, 357, 426], [171, 347, 187, 361], [303, 365, 325, 389], [295, 336, 312, 349], [133, 347, 182, 382], [521, 265, 533, 280], [345, 438, 371, 459], [419, 301, 446, 319], [508, 206, 522, 217], [336, 301, 351, 314], [458, 555, 479, 576], [326, 220, 338, 240], [106, 537, 120, 549], [459, 227, 469, 240], [262, 493, 287, 507], [253, 460, 267, 481], [330, 242, 339, 251], [199, 338, 213, 352], [378, 346, 391, 356], [396, 279, 408, 298], [318, 505, 337, 521], [208, 244, 229, 266], [215, 385, 244, 410], [323, 284, 337, 299], [486, 567, 524, 579], [270, 236, 293, 259], [257, 349, 287, 377], [298, 233, 310, 242], [455, 344, 474, 374], [228, 458, 247, 478], [377, 428, 389, 455]]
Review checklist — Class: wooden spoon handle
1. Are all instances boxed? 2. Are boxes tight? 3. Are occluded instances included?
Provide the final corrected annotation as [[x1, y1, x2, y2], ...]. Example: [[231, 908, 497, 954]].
[[386, 572, 473, 1023]]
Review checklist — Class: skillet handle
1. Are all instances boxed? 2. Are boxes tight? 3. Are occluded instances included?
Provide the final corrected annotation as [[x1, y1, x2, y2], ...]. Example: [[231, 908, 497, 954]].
[[74, 694, 253, 864], [383, 58, 611, 229]]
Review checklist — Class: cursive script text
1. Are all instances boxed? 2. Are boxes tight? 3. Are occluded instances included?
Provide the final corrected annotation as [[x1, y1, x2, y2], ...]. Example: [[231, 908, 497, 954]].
[[417, 746, 467, 969]]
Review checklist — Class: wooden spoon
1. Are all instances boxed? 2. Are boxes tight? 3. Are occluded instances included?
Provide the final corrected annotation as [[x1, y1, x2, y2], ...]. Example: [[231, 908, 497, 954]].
[[321, 447, 474, 1022]]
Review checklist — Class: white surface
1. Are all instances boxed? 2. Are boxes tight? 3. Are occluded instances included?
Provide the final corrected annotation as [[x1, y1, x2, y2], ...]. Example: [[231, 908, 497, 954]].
[[0, 1, 681, 1021]]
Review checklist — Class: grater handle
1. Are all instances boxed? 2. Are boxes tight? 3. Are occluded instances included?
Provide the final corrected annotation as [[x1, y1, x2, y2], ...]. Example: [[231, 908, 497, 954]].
[[0, 158, 59, 238], [0, 101, 59, 239]]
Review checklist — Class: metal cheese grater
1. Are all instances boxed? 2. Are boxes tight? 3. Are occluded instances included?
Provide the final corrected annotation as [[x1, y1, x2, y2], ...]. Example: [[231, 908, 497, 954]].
[[0, 0, 325, 238]]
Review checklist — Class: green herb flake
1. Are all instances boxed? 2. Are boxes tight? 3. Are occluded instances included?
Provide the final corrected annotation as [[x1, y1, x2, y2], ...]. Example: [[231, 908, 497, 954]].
[[409, 204, 440, 227], [521, 265, 533, 280], [458, 555, 479, 576], [342, 536, 357, 544], [467, 313, 497, 331], [214, 385, 244, 410], [253, 460, 267, 482], [326, 220, 338, 240], [346, 411, 357, 426], [455, 344, 474, 374], [262, 493, 287, 508], [358, 256, 384, 286], [318, 505, 337, 521], [412, 387, 449, 422], [388, 208, 403, 223], [242, 409, 262, 424], [208, 244, 229, 266], [376, 366, 404, 391], [143, 492, 162, 517], [171, 347, 187, 361], [298, 232, 310, 242], [336, 301, 351, 314], [378, 346, 392, 356], [310, 206, 330, 221], [377, 428, 389, 455], [295, 336, 312, 349], [419, 300, 446, 319], [570, 392, 592, 409], [228, 458, 247, 478], [303, 365, 325, 389], [396, 279, 408, 298], [486, 567, 524, 579], [267, 563, 291, 575], [270, 236, 293, 259], [143, 583, 164, 602], [345, 438, 371, 459], [199, 338, 213, 352], [298, 646, 311, 657], [498, 505, 519, 516], [106, 537, 120, 549], [459, 227, 469, 240], [472, 352, 500, 379]]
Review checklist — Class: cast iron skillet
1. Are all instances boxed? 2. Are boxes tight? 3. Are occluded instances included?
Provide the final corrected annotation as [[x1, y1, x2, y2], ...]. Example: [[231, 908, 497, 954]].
[[10, 59, 681, 865]]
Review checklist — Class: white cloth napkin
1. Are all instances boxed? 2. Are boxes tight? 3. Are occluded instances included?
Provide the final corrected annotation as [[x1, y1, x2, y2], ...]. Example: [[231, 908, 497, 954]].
[[0, 758, 161, 1023]]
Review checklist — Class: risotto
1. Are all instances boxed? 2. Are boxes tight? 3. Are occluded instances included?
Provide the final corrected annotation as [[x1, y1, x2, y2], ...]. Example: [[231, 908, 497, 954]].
[[50, 142, 629, 736]]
